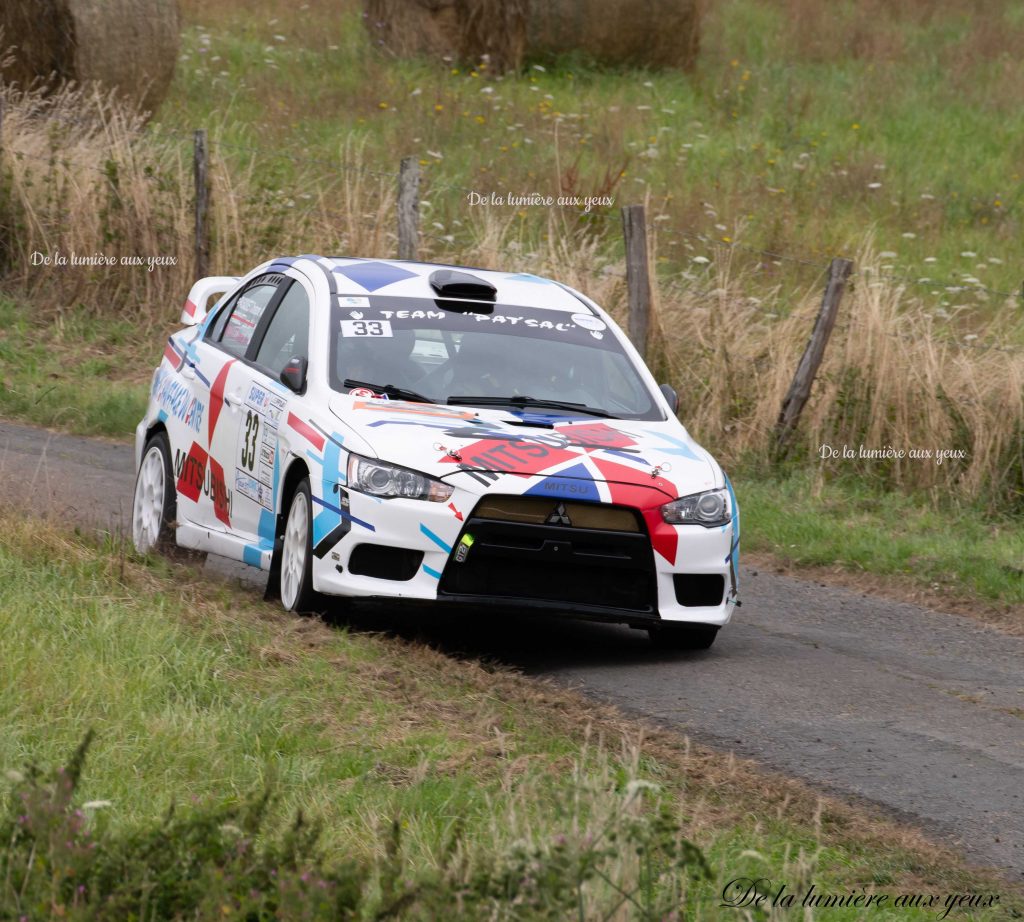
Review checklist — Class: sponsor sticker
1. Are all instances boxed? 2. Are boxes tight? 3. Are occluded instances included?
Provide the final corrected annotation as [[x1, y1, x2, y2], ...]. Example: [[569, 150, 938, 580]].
[[571, 312, 607, 332], [235, 469, 274, 510], [454, 533, 474, 563], [338, 295, 371, 308]]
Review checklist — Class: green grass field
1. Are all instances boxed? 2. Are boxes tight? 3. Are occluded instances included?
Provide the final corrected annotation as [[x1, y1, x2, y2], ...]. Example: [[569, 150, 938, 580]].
[[1, 517, 1017, 918], [160, 0, 1024, 322]]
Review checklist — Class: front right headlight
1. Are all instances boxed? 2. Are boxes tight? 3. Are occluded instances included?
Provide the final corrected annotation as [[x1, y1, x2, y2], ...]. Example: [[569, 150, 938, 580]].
[[660, 488, 731, 527], [347, 452, 453, 502]]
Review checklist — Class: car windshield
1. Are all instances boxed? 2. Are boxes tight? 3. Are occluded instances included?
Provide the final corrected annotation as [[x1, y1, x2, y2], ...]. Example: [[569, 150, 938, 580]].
[[329, 296, 663, 420]]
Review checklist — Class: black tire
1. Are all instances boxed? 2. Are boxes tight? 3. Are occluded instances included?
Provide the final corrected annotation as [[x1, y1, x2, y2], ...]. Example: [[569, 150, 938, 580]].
[[278, 478, 319, 614], [648, 622, 719, 651], [131, 431, 177, 554]]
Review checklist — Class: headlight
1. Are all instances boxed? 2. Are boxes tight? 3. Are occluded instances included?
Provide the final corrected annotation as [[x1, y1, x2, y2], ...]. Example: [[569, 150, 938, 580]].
[[661, 488, 730, 527], [347, 453, 453, 502]]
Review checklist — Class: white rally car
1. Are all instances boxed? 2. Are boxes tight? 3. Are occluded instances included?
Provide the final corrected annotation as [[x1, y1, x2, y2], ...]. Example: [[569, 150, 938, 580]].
[[133, 256, 739, 649]]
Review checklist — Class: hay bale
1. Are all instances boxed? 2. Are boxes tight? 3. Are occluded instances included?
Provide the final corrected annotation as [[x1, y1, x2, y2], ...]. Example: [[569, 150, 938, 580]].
[[362, 0, 700, 72], [362, 0, 526, 72], [0, 0, 180, 114], [362, 0, 459, 61], [526, 0, 701, 72]]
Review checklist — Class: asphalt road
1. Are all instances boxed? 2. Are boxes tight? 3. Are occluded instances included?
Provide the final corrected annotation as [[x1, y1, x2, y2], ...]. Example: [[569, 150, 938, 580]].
[[2, 417, 1022, 878]]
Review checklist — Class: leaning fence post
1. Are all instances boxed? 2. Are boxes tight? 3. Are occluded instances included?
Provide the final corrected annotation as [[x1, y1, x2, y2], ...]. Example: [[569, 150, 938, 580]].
[[193, 129, 210, 281], [397, 156, 420, 261], [621, 204, 651, 359], [774, 256, 854, 452]]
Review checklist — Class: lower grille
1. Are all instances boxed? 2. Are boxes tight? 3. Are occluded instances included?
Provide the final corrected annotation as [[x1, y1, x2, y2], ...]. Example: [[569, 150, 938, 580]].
[[438, 518, 657, 613], [673, 573, 725, 607], [349, 544, 423, 581]]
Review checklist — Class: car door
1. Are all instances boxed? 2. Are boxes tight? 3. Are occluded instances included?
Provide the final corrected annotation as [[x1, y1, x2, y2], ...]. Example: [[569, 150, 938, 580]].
[[183, 273, 288, 535], [226, 277, 313, 546]]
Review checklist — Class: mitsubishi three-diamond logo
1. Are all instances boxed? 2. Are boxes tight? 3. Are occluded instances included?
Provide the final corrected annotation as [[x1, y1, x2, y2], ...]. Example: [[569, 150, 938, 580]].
[[546, 502, 572, 526]]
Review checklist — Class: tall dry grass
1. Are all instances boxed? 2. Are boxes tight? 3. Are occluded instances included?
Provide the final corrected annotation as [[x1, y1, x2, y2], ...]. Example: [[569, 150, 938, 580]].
[[0, 82, 398, 323], [1, 83, 1021, 508]]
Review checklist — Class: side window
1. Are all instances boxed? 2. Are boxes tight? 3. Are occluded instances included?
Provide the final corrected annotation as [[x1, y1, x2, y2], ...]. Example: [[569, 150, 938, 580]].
[[208, 282, 280, 357], [254, 282, 310, 375]]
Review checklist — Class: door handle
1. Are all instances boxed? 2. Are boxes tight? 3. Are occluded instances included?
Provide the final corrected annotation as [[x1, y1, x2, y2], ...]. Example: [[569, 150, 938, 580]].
[[181, 362, 196, 380], [224, 389, 244, 410]]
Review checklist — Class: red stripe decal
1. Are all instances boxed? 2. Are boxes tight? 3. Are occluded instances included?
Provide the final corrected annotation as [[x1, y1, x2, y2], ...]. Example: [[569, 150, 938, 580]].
[[287, 413, 325, 452], [208, 359, 236, 445], [162, 341, 183, 370], [184, 298, 198, 318]]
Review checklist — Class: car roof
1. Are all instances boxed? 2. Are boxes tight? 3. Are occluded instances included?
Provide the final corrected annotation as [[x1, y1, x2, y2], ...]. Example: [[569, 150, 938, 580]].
[[283, 255, 595, 315]]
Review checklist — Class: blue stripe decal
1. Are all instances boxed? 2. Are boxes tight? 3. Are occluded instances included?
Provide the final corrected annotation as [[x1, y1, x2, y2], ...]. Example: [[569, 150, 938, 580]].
[[419, 523, 452, 553], [311, 494, 375, 531], [156, 409, 168, 424], [193, 366, 211, 388], [242, 545, 263, 567], [723, 473, 740, 578], [422, 564, 443, 579], [258, 509, 276, 542]]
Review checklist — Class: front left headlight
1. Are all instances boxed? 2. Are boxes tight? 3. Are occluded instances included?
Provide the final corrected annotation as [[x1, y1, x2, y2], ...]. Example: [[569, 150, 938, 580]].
[[661, 488, 731, 527], [347, 453, 453, 502]]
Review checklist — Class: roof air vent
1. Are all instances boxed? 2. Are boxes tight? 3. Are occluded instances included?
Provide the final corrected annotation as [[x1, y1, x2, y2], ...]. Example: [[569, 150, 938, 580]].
[[428, 269, 497, 302]]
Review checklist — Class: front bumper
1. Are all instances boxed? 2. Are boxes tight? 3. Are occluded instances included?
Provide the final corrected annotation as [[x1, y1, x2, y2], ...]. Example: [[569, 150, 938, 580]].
[[309, 483, 737, 628]]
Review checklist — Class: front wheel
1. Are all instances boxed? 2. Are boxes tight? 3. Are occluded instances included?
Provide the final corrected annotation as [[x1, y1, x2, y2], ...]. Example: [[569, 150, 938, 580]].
[[648, 623, 719, 651], [132, 432, 176, 554], [279, 478, 319, 613]]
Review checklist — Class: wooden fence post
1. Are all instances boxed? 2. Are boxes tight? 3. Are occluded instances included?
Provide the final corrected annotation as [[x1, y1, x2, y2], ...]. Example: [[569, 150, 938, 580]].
[[774, 256, 854, 452], [397, 156, 420, 261], [193, 129, 210, 281], [621, 204, 651, 359]]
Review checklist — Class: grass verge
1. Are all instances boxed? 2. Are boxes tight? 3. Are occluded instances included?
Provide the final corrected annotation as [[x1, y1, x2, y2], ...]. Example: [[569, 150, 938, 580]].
[[736, 468, 1024, 623], [1, 515, 1019, 918], [0, 298, 152, 438]]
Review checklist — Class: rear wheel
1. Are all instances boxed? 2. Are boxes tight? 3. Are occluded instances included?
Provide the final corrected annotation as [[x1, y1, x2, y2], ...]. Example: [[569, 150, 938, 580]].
[[132, 432, 176, 554], [280, 478, 318, 613], [648, 622, 719, 651]]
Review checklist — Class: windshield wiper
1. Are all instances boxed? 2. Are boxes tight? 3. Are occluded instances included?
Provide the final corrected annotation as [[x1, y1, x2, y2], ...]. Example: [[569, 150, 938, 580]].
[[446, 395, 614, 418], [343, 378, 432, 404]]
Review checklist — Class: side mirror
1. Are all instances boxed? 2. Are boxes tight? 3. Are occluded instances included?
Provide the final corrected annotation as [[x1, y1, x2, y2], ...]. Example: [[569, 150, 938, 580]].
[[280, 356, 308, 394], [659, 383, 679, 415]]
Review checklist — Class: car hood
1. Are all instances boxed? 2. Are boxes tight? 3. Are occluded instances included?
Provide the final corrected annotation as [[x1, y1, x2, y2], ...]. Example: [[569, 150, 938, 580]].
[[328, 395, 719, 501]]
